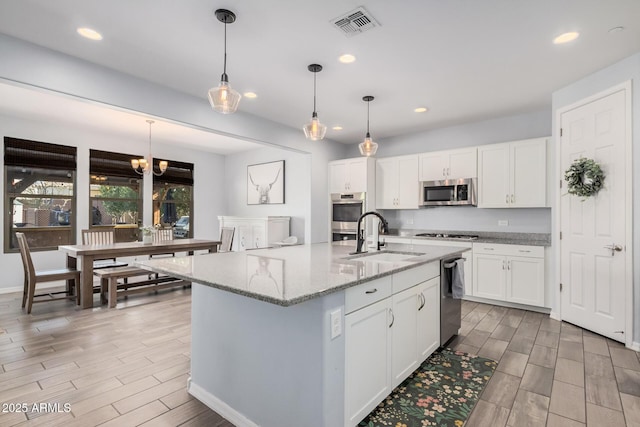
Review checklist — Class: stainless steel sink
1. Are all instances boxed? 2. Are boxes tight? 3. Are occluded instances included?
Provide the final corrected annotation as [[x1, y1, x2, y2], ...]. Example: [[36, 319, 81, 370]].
[[346, 251, 425, 263]]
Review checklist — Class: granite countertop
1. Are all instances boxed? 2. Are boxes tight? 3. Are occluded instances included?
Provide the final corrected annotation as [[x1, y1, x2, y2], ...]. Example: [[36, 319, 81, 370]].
[[386, 229, 551, 246], [134, 242, 467, 307]]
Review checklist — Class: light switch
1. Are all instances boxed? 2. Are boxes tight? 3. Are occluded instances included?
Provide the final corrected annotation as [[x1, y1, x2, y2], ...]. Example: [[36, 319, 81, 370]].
[[330, 309, 342, 339]]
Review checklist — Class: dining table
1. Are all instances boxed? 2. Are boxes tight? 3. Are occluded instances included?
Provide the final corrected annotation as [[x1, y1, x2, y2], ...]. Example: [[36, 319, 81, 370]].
[[58, 238, 221, 309]]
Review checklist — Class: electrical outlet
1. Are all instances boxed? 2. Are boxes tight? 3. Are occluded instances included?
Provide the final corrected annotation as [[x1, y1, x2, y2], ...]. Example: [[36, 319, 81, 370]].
[[498, 220, 509, 227], [330, 309, 342, 339], [406, 216, 414, 225]]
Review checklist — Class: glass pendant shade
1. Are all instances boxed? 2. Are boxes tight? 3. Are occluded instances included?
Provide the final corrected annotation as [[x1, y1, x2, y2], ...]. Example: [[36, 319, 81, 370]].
[[209, 9, 241, 114], [359, 133, 378, 157], [303, 112, 327, 140], [359, 95, 378, 157], [208, 77, 241, 114], [303, 63, 326, 141]]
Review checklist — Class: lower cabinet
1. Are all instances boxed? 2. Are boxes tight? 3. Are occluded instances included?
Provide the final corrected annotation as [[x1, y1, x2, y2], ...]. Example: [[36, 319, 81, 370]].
[[473, 243, 545, 307], [344, 263, 440, 426]]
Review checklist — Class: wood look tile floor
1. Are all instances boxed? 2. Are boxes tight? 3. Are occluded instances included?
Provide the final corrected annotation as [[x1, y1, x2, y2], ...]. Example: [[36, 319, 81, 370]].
[[453, 301, 640, 427], [1, 289, 639, 427]]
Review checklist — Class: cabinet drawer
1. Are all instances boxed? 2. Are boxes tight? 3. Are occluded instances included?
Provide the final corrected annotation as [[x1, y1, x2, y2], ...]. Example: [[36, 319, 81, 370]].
[[473, 243, 543, 258], [345, 276, 392, 314], [392, 262, 439, 294]]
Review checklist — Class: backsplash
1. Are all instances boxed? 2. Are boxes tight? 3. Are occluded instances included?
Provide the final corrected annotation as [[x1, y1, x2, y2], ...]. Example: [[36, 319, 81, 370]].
[[381, 207, 551, 233]]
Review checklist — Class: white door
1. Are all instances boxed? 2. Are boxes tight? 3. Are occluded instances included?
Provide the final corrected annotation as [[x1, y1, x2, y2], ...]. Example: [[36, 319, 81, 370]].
[[511, 138, 547, 207], [391, 287, 419, 388], [477, 143, 510, 207], [347, 159, 367, 193], [560, 88, 627, 342], [329, 161, 347, 193], [448, 147, 477, 179], [419, 152, 447, 181], [375, 158, 398, 209], [417, 277, 440, 360], [473, 254, 506, 300], [396, 156, 419, 209], [506, 256, 545, 307], [344, 298, 392, 426]]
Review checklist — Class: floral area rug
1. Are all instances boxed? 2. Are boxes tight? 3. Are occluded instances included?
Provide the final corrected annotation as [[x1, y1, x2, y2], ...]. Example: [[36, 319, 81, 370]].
[[358, 348, 497, 427]]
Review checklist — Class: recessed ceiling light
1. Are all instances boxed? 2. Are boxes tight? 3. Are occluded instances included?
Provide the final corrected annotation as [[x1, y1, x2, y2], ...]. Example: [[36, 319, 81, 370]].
[[332, 126, 343, 131], [77, 27, 103, 41], [243, 92, 257, 99], [414, 107, 428, 113], [338, 54, 356, 64], [553, 31, 579, 44]]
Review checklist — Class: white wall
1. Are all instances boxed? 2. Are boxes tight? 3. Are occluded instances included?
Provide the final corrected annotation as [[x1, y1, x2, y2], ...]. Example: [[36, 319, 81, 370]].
[[224, 147, 310, 243], [345, 109, 553, 233], [552, 52, 640, 344], [0, 114, 226, 292]]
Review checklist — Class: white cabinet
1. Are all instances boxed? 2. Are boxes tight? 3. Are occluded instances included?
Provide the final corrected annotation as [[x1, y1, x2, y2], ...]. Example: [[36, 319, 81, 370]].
[[345, 262, 440, 426], [344, 298, 392, 427], [473, 243, 545, 307], [477, 137, 547, 208], [375, 155, 419, 209], [218, 216, 290, 251], [411, 239, 473, 297], [419, 147, 477, 181], [329, 157, 375, 194]]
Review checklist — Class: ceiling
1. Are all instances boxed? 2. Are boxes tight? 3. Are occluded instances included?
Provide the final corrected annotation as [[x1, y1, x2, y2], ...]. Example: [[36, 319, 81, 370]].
[[0, 0, 639, 147]]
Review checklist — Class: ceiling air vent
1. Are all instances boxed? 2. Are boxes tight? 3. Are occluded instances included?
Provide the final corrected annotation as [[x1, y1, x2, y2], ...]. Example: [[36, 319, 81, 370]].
[[331, 7, 380, 37]]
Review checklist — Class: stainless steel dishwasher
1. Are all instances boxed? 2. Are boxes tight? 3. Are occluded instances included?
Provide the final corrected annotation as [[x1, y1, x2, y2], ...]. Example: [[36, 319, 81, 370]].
[[440, 257, 463, 346]]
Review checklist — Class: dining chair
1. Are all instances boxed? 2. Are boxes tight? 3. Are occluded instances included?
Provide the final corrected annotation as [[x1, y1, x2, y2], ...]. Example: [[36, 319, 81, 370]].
[[149, 228, 176, 280], [219, 227, 235, 252], [81, 229, 128, 269], [16, 232, 80, 314]]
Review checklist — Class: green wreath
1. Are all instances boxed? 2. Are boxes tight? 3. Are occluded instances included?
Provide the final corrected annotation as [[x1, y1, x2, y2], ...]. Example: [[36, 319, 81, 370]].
[[564, 157, 605, 198]]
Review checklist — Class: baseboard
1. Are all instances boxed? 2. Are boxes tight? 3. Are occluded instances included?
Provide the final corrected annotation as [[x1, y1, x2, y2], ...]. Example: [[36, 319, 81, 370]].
[[188, 381, 258, 427], [549, 311, 561, 321], [0, 281, 63, 295], [462, 296, 551, 315], [630, 342, 640, 352]]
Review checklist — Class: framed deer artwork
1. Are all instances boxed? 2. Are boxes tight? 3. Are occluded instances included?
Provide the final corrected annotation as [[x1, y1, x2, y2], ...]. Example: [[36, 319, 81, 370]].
[[247, 160, 285, 205]]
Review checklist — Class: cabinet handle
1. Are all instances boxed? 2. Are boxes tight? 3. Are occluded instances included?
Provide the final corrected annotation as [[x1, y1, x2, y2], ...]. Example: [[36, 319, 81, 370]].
[[502, 260, 506, 270], [443, 168, 446, 176], [511, 194, 515, 203], [507, 260, 511, 270], [389, 309, 395, 328], [365, 288, 377, 294], [418, 293, 426, 311], [484, 247, 494, 251], [518, 249, 531, 253], [506, 194, 509, 204], [447, 167, 450, 176]]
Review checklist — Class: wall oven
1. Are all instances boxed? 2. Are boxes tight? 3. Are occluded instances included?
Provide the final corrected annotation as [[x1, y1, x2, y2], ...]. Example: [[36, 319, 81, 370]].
[[420, 178, 477, 207], [331, 192, 365, 241]]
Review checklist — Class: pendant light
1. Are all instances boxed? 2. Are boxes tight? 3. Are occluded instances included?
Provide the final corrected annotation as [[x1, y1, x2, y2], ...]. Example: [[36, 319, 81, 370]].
[[359, 96, 378, 157], [131, 120, 168, 176], [208, 9, 241, 114], [303, 64, 327, 141]]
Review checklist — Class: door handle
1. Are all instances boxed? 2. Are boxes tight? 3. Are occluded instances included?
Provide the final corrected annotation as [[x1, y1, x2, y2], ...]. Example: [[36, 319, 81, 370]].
[[603, 244, 623, 256], [418, 293, 425, 311]]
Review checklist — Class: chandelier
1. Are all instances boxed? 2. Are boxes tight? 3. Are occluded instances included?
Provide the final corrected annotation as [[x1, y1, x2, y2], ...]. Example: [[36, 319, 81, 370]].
[[131, 120, 168, 176]]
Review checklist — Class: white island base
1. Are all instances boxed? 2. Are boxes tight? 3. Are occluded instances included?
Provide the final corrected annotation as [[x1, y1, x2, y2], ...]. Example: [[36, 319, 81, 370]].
[[189, 284, 346, 427]]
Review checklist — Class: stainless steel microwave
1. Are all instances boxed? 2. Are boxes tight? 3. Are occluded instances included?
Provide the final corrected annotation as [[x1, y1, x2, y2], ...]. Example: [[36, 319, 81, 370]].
[[420, 178, 477, 206]]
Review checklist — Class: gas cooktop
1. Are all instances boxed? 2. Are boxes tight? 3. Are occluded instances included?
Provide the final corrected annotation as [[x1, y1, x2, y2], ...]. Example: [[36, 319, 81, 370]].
[[414, 233, 479, 241]]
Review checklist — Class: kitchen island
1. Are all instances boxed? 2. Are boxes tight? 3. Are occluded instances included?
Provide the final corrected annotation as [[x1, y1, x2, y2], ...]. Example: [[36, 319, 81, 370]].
[[136, 242, 468, 427]]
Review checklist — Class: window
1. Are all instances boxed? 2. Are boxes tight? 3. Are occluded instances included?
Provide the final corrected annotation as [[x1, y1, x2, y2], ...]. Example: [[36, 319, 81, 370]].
[[89, 150, 143, 242], [153, 159, 193, 239], [4, 137, 77, 252]]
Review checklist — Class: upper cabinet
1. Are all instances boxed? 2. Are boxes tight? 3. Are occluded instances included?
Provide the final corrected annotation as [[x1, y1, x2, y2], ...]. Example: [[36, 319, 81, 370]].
[[328, 157, 375, 194], [376, 155, 419, 209], [477, 137, 548, 208], [419, 147, 477, 181]]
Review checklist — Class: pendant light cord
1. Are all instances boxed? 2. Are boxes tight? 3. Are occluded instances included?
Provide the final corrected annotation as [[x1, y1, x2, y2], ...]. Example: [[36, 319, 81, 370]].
[[223, 21, 228, 78], [366, 99, 371, 136], [313, 72, 317, 114]]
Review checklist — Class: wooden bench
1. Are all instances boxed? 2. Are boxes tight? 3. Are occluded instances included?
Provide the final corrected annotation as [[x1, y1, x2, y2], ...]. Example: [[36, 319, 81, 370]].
[[94, 266, 190, 308]]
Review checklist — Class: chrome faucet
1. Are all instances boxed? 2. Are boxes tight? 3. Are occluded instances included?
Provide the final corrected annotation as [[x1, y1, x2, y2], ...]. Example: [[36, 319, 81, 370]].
[[352, 211, 389, 254]]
